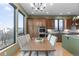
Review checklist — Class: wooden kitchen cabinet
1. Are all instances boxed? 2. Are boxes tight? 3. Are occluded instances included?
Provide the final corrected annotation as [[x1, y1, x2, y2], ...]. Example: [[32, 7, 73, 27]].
[[66, 19, 73, 29], [27, 19, 34, 37], [27, 19, 46, 37], [46, 19, 54, 29], [76, 19, 79, 29], [27, 18, 55, 37]]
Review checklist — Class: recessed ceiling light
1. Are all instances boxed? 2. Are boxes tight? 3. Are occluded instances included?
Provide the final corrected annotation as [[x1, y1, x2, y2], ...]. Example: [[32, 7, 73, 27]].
[[59, 13, 63, 15], [67, 12, 71, 14]]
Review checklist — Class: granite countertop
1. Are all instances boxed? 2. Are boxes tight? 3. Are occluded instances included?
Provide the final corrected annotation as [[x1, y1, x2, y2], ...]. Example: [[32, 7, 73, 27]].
[[47, 29, 79, 34], [64, 35, 79, 39]]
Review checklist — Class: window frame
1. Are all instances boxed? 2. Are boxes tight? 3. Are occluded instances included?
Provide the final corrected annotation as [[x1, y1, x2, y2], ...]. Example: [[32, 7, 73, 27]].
[[10, 3, 17, 43], [58, 19, 64, 31], [55, 19, 64, 31], [18, 10, 25, 35]]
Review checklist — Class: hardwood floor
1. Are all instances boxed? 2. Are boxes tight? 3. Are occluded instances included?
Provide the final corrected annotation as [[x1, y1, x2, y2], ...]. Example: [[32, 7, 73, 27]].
[[56, 42, 73, 56], [14, 42, 73, 56]]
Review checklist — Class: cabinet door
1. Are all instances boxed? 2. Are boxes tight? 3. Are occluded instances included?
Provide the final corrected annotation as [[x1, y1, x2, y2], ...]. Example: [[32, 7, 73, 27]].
[[66, 18, 73, 29], [65, 37, 74, 53], [76, 19, 79, 29], [62, 36, 79, 55], [62, 36, 70, 50], [27, 19, 34, 37], [41, 19, 46, 27], [46, 19, 53, 29], [68, 38, 79, 55], [33, 19, 39, 37]]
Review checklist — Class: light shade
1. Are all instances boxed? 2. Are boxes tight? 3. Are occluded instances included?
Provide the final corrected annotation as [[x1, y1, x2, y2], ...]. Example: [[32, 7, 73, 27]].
[[30, 3, 47, 11]]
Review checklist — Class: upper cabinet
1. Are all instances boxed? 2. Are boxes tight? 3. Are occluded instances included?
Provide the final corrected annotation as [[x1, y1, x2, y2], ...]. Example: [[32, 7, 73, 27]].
[[46, 19, 54, 29], [76, 19, 79, 29], [66, 17, 79, 29], [27, 18, 47, 37], [27, 18, 54, 37], [66, 18, 73, 29]]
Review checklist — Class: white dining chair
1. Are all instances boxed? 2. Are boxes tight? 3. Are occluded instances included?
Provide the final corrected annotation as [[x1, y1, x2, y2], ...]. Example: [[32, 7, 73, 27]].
[[48, 35, 57, 56], [17, 34, 31, 56], [49, 35, 57, 48], [47, 34, 51, 40], [25, 34, 31, 42]]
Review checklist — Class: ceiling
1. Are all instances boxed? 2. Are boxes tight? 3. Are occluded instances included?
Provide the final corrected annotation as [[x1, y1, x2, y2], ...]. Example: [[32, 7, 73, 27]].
[[20, 3, 79, 16]]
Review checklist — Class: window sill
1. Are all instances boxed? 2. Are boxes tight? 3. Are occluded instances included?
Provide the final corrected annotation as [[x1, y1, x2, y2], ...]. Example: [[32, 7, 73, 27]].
[[0, 43, 17, 53]]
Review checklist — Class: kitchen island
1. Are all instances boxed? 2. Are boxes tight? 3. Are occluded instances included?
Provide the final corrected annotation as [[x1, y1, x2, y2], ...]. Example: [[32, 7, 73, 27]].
[[62, 35, 79, 56], [47, 29, 79, 42]]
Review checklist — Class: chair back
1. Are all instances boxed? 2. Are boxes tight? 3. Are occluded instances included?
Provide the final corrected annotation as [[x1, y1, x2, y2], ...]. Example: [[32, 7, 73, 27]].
[[47, 34, 51, 40], [17, 34, 31, 49], [25, 34, 31, 42], [17, 35, 27, 49], [49, 35, 57, 48]]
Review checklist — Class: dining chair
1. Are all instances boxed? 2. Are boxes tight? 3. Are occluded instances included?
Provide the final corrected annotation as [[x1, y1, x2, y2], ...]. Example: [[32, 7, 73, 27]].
[[48, 35, 57, 56], [25, 34, 31, 42], [47, 34, 51, 40], [17, 34, 31, 56], [49, 35, 57, 48]]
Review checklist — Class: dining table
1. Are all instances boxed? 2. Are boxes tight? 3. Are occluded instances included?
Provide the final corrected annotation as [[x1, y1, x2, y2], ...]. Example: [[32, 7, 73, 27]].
[[26, 37, 56, 56]]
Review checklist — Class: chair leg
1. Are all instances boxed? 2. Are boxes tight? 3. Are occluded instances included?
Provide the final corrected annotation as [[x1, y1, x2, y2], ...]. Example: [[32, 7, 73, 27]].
[[48, 50, 56, 56], [29, 51, 32, 56], [23, 51, 27, 56], [36, 51, 38, 56], [45, 51, 48, 56]]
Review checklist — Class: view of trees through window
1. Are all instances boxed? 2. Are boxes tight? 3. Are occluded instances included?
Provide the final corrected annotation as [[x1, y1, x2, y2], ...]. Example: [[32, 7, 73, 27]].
[[0, 3, 15, 50]]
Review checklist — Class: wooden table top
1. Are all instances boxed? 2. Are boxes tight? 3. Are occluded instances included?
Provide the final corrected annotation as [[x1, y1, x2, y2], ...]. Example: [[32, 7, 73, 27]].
[[26, 38, 55, 51]]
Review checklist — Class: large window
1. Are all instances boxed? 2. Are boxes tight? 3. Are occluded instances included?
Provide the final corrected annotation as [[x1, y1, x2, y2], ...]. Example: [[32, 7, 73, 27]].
[[0, 3, 15, 50], [18, 11, 24, 35], [55, 19, 64, 31], [55, 20, 58, 31]]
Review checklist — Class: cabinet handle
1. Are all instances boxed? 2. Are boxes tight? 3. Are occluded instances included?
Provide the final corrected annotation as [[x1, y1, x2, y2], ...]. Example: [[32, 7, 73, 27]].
[[67, 37, 69, 40]]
